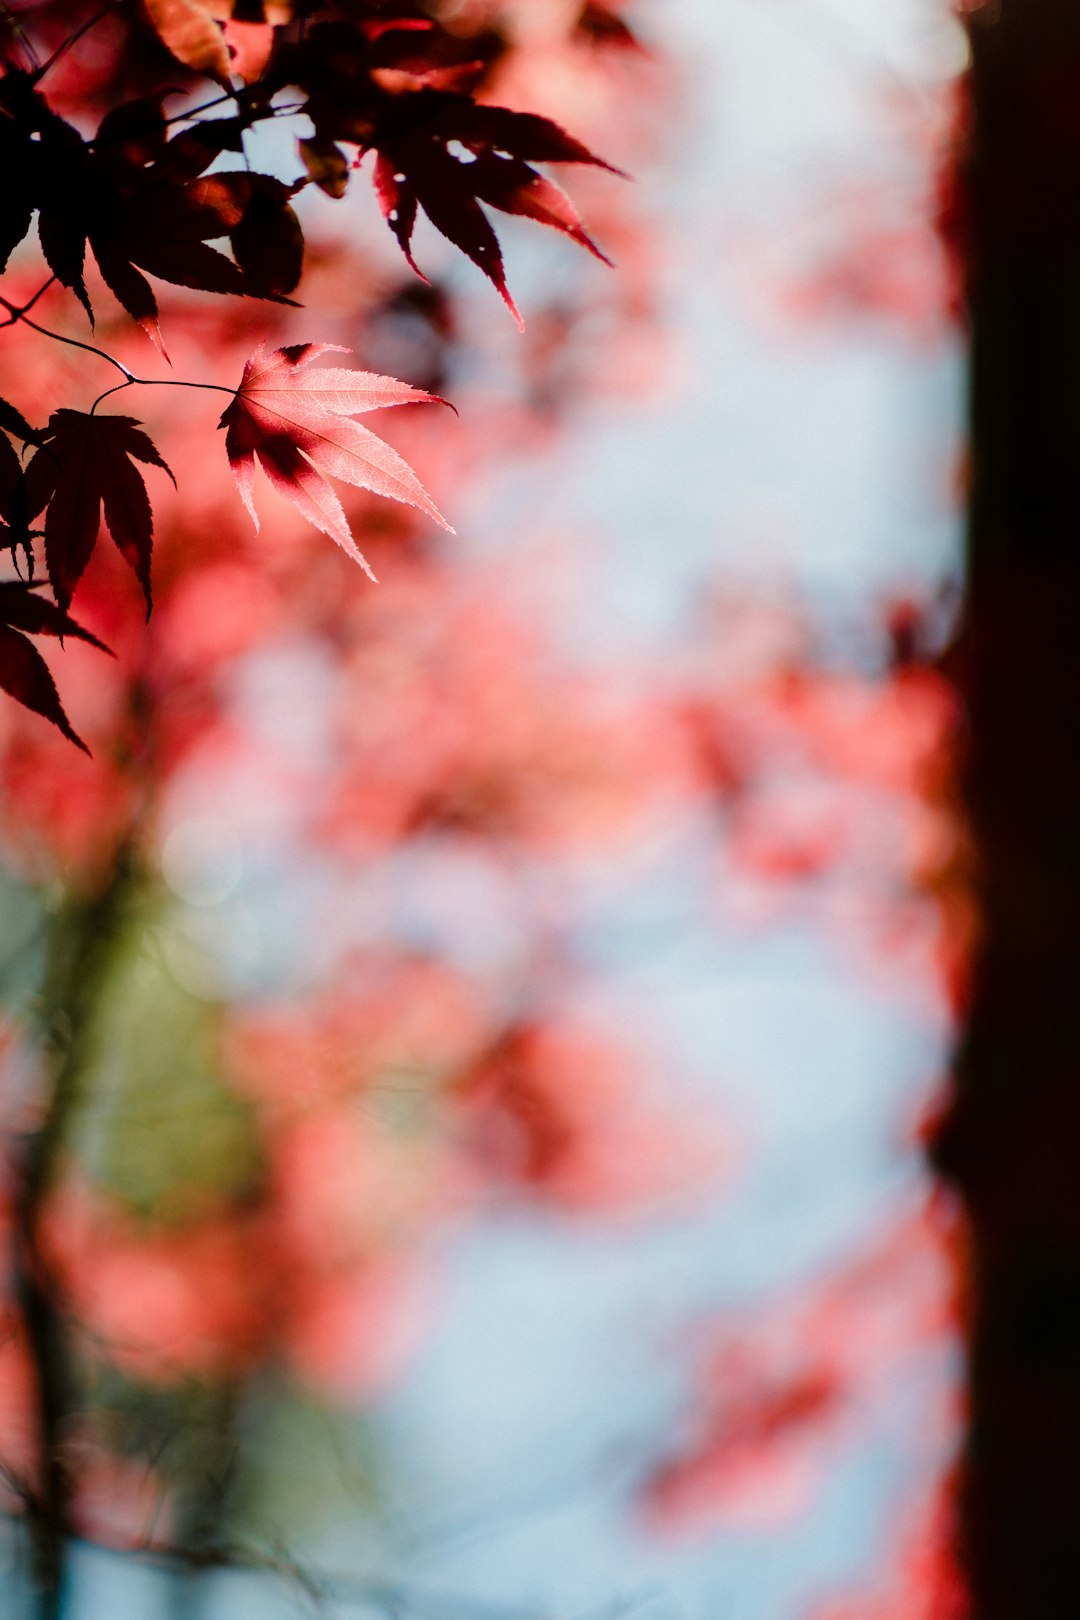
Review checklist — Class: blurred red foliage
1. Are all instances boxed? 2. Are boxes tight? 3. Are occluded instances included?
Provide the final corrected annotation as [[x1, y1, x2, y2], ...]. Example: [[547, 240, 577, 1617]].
[[641, 1202, 960, 1537]]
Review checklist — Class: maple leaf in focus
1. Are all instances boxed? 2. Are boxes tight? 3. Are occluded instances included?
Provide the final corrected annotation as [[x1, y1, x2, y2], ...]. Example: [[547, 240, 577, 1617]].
[[25, 412, 175, 616], [0, 582, 111, 753], [218, 344, 453, 576], [285, 24, 620, 325], [370, 103, 619, 328]]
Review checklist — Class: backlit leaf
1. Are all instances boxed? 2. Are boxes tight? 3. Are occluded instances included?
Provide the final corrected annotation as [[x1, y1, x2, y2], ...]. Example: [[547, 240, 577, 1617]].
[[219, 344, 453, 575]]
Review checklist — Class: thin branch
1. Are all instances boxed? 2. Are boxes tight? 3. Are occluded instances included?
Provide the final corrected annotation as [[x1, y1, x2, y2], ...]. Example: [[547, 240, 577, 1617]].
[[88, 89, 243, 150], [0, 279, 57, 331], [92, 82, 281, 148], [0, 304, 237, 409], [34, 4, 116, 84], [12, 852, 141, 1620], [160, 90, 245, 130], [91, 86, 308, 150], [18, 277, 57, 321], [0, 303, 135, 380]]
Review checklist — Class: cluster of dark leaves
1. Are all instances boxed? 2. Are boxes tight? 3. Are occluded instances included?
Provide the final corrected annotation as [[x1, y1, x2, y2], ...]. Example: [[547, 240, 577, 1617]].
[[1, 0, 627, 332], [0, 419, 112, 751], [0, 401, 175, 746], [275, 18, 619, 325], [0, 70, 301, 341], [0, 0, 634, 744]]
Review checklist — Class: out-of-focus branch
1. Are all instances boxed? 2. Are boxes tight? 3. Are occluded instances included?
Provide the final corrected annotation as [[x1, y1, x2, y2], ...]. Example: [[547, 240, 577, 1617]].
[[12, 848, 138, 1620]]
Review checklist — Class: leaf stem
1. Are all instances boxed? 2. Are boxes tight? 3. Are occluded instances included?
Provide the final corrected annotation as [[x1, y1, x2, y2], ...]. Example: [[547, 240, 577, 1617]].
[[88, 376, 237, 415], [88, 379, 135, 414], [92, 376, 238, 408]]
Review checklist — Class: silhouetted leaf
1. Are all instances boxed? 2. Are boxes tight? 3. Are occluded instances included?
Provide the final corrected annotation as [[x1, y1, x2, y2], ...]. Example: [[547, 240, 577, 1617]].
[[0, 398, 41, 445], [282, 22, 619, 322], [0, 581, 112, 751], [25, 412, 175, 615]]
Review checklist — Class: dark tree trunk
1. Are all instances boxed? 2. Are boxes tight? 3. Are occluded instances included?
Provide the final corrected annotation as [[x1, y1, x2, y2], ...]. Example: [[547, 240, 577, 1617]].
[[934, 3, 1080, 1615]]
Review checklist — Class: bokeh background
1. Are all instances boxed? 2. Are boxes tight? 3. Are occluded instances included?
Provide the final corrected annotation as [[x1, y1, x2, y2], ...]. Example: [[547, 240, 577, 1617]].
[[0, 2, 970, 1616]]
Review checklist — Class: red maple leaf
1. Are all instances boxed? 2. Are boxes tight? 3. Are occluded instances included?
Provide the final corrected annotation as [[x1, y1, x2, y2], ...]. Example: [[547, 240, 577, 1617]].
[[284, 23, 620, 324], [218, 343, 453, 577], [370, 103, 618, 328], [0, 582, 111, 753], [24, 412, 175, 616]]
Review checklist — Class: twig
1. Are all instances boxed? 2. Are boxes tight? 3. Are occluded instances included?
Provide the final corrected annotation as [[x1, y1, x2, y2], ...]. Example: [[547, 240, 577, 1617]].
[[0, 302, 237, 412], [0, 303, 135, 380], [34, 5, 115, 84]]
